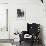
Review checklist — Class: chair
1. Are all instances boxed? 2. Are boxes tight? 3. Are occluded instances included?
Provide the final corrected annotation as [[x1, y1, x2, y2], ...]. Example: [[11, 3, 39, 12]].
[[19, 23, 40, 46]]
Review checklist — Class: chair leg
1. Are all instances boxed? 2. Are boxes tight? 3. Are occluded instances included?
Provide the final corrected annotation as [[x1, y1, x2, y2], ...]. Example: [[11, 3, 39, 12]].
[[30, 42, 34, 46], [20, 41, 21, 45], [30, 39, 34, 46]]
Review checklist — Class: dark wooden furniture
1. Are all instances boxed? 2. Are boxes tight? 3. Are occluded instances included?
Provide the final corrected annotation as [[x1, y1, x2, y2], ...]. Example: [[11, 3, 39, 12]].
[[19, 23, 40, 46]]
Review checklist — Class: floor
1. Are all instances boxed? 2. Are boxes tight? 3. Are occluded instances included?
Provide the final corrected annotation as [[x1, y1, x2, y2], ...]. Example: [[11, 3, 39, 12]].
[[0, 43, 12, 46], [19, 41, 43, 46], [0, 41, 43, 46], [0, 42, 43, 46]]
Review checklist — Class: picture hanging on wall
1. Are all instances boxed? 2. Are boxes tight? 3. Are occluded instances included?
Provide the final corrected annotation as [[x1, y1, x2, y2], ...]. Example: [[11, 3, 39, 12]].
[[17, 9, 26, 20]]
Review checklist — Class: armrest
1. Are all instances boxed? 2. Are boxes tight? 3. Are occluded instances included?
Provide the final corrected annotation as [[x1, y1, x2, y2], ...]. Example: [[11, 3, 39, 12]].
[[22, 31, 28, 35], [19, 31, 27, 41]]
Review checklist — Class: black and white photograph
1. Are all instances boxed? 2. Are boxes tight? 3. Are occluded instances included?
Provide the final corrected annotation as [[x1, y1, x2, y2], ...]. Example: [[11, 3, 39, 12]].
[[0, 0, 46, 46], [17, 9, 24, 18], [17, 9, 26, 20]]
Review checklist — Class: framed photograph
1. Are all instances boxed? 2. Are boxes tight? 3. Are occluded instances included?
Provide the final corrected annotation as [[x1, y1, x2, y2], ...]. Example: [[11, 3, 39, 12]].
[[17, 9, 26, 20]]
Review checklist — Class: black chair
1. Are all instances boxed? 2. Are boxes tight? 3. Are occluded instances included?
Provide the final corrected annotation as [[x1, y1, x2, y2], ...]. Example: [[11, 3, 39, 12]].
[[19, 23, 40, 46], [27, 23, 40, 43]]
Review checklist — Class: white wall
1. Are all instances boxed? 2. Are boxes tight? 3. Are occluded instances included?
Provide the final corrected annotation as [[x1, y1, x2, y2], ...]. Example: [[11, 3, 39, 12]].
[[0, 0, 8, 3]]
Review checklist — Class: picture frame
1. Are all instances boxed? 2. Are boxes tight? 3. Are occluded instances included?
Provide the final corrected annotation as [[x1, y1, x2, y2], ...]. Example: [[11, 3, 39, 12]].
[[17, 9, 26, 20]]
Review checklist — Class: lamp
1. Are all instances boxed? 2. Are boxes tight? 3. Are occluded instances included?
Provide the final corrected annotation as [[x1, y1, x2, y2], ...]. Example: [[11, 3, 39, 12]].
[[41, 0, 43, 3]]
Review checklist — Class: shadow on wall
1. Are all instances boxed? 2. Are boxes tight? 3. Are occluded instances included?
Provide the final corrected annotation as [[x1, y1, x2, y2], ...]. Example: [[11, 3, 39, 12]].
[[40, 25, 45, 46]]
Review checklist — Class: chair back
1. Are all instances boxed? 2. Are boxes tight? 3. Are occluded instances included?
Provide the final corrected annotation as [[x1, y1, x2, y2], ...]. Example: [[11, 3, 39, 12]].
[[27, 23, 40, 36]]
